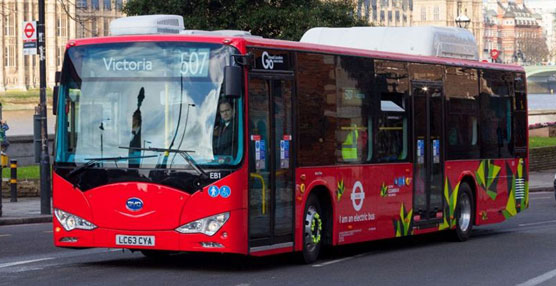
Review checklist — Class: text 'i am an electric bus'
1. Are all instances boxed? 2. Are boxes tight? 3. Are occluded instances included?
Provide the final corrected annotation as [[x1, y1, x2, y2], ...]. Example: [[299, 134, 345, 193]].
[[52, 15, 528, 263]]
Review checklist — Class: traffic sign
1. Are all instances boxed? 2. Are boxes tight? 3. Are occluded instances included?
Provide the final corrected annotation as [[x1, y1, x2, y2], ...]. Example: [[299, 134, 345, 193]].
[[490, 49, 500, 60], [22, 21, 37, 55]]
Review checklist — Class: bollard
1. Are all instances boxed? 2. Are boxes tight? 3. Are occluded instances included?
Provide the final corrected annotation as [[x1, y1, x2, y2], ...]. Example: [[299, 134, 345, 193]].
[[10, 160, 16, 202]]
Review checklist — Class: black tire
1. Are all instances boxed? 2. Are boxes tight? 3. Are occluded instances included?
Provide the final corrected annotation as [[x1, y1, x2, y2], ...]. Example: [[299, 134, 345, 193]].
[[140, 250, 174, 259], [302, 194, 323, 264], [452, 183, 474, 241]]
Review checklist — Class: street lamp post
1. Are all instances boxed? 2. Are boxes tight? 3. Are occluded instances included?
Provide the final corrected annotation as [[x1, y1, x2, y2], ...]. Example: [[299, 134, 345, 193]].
[[455, 1, 471, 29], [38, 0, 51, 215], [455, 14, 471, 29]]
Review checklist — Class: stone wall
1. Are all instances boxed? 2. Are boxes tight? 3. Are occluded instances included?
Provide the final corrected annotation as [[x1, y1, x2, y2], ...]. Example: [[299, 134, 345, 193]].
[[529, 146, 556, 171], [1, 179, 39, 198], [5, 135, 54, 166]]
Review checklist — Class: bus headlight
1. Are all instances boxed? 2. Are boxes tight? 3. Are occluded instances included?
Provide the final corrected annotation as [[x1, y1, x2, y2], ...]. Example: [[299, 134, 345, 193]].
[[175, 212, 229, 236], [54, 209, 97, 231]]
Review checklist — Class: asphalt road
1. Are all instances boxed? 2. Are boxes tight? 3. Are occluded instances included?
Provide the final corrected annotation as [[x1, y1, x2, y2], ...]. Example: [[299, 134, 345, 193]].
[[1, 192, 556, 286]]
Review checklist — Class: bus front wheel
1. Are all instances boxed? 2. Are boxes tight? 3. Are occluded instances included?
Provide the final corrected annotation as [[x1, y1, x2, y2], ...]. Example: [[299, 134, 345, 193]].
[[452, 183, 474, 241], [302, 194, 323, 264]]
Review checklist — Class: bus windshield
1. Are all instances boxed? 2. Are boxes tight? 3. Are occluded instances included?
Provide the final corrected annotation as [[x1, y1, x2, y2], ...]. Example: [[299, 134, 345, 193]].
[[55, 42, 243, 169]]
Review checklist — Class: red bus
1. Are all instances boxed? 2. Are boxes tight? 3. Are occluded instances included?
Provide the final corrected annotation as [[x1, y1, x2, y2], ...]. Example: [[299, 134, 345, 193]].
[[52, 16, 528, 263]]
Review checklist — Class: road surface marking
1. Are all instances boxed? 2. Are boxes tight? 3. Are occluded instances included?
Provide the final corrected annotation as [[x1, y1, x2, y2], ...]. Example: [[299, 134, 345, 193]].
[[43, 230, 53, 233], [0, 234, 11, 238], [517, 268, 556, 286], [312, 253, 365, 267], [518, 220, 556, 227], [529, 196, 552, 200], [0, 258, 53, 269]]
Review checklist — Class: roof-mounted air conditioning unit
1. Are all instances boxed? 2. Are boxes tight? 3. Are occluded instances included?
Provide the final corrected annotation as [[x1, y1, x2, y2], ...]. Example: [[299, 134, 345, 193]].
[[110, 15, 185, 36], [300, 26, 479, 61]]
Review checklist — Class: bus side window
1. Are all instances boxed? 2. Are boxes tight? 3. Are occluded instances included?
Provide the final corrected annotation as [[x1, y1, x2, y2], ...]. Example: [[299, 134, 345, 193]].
[[372, 60, 409, 163]]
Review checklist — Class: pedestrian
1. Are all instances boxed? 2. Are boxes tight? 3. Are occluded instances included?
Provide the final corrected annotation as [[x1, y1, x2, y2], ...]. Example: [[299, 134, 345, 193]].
[[0, 119, 9, 153]]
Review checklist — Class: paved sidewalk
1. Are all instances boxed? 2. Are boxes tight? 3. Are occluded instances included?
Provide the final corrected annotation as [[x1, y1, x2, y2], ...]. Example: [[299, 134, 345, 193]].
[[0, 169, 554, 226], [0, 197, 52, 225]]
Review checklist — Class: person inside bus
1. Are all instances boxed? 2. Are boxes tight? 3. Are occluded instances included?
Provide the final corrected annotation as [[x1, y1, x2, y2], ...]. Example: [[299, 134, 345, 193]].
[[213, 100, 237, 159]]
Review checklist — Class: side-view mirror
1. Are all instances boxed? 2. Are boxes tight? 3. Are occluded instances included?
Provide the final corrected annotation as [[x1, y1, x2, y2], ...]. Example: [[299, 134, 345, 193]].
[[224, 66, 242, 98], [52, 86, 59, 116]]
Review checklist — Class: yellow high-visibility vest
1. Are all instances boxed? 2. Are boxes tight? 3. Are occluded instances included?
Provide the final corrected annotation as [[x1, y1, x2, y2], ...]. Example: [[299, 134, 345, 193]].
[[342, 125, 358, 161]]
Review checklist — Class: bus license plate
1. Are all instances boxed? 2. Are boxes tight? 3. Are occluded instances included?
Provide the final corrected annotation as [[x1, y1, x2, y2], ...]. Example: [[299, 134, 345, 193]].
[[115, 235, 155, 246]]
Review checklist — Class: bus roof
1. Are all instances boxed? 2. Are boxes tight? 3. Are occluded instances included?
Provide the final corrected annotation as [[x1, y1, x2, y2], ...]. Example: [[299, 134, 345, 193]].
[[301, 26, 479, 61], [66, 33, 524, 74]]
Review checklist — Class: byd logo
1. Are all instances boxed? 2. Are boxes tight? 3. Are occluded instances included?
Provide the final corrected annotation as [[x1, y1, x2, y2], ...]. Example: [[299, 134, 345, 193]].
[[126, 197, 144, 212]]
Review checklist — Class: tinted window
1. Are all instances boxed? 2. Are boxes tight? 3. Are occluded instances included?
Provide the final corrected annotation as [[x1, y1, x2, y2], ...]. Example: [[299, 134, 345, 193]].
[[371, 60, 410, 162], [479, 70, 514, 158], [513, 72, 527, 157], [445, 67, 480, 159], [335, 56, 373, 163], [297, 53, 337, 166]]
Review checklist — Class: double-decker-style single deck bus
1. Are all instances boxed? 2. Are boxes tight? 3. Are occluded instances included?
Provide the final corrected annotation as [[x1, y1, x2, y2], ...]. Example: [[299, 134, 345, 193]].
[[52, 15, 528, 263]]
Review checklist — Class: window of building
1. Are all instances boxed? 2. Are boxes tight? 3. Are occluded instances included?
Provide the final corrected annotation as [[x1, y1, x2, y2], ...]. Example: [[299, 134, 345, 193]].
[[76, 0, 87, 9], [421, 7, 426, 21], [4, 46, 15, 67], [445, 67, 480, 159], [388, 11, 392, 22], [434, 6, 440, 21], [116, 0, 123, 11], [104, 0, 112, 10], [92, 0, 100, 10], [57, 16, 67, 37], [5, 9, 15, 36], [91, 18, 98, 36]]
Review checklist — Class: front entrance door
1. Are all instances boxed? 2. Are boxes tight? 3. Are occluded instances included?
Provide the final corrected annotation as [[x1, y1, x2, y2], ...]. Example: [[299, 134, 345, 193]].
[[247, 75, 294, 251], [412, 81, 444, 222]]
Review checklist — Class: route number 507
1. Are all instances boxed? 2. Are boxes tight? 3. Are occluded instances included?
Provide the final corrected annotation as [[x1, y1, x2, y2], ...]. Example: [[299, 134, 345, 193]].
[[180, 49, 209, 77]]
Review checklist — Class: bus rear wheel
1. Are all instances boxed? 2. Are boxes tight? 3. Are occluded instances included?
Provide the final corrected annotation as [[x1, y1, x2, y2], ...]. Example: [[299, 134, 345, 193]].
[[302, 194, 323, 264], [452, 183, 474, 241]]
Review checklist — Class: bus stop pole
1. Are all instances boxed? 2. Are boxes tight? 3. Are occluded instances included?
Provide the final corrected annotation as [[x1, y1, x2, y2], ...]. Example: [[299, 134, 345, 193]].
[[38, 0, 51, 215]]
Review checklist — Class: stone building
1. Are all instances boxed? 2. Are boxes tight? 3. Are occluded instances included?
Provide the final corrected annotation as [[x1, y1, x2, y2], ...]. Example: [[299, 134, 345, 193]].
[[0, 0, 126, 91], [412, 0, 484, 59], [355, 0, 413, 26], [524, 0, 556, 64], [484, 0, 546, 64]]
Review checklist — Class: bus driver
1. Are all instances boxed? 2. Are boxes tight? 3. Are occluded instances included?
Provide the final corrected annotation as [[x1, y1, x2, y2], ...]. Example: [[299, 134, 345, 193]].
[[213, 101, 237, 158]]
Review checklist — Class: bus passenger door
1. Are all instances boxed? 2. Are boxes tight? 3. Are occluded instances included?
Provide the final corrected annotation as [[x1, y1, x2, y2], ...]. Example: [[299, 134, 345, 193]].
[[247, 75, 294, 252], [412, 81, 444, 224]]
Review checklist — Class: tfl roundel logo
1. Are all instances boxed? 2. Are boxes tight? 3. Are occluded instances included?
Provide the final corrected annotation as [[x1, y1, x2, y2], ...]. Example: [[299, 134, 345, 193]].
[[126, 197, 144, 212]]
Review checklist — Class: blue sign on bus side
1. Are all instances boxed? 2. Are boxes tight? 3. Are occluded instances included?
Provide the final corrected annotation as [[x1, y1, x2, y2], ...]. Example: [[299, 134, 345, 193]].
[[208, 185, 220, 198], [220, 186, 231, 198]]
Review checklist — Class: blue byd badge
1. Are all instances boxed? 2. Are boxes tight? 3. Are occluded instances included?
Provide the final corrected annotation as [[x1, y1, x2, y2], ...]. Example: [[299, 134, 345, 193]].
[[126, 197, 143, 211]]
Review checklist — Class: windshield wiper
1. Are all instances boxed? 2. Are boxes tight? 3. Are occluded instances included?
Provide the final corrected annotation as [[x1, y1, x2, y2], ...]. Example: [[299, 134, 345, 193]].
[[119, 146, 209, 179], [67, 155, 158, 178]]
